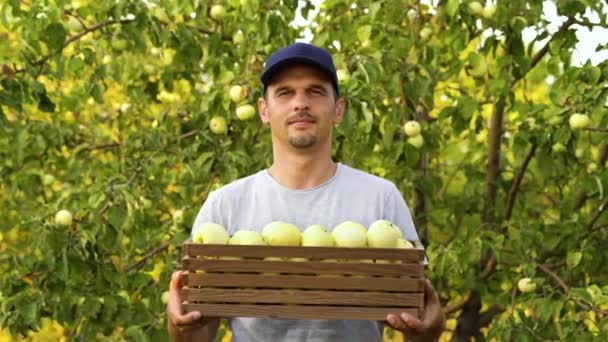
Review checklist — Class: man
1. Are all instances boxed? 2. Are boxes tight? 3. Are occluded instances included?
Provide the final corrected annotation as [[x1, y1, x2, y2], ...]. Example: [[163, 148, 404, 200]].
[[167, 42, 445, 341]]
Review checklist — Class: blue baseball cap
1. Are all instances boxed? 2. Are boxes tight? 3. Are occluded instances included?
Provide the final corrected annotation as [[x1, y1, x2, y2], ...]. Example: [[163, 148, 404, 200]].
[[261, 42, 339, 96]]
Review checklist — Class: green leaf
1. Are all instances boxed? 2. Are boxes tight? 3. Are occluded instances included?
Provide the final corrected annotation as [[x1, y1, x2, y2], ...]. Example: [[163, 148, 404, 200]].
[[125, 325, 148, 342], [42, 22, 67, 51], [357, 25, 372, 43]]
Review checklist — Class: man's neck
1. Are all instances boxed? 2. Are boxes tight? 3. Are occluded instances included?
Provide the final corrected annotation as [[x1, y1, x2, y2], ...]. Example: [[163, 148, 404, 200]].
[[268, 147, 337, 190]]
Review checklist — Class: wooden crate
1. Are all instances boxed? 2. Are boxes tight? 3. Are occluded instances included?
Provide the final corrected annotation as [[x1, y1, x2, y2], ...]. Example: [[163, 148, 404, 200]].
[[181, 243, 426, 321]]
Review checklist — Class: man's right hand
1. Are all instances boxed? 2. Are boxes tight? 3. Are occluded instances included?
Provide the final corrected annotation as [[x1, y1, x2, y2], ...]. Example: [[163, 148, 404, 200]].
[[167, 270, 220, 341]]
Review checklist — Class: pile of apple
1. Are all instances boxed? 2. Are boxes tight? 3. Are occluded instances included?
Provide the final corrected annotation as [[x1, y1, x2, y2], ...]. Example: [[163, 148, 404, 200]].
[[192, 220, 415, 249]]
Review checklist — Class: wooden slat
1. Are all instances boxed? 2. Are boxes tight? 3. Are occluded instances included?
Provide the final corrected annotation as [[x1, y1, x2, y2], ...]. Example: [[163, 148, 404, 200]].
[[184, 243, 424, 262], [184, 272, 424, 292], [182, 258, 424, 277], [183, 303, 422, 321], [182, 288, 424, 307]]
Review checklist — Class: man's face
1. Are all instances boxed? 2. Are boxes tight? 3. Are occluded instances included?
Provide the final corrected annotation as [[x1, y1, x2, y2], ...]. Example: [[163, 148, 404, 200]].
[[258, 65, 345, 150]]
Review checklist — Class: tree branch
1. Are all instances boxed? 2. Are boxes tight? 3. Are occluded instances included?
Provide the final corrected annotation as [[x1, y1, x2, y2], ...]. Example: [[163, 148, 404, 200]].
[[537, 263, 608, 315], [581, 127, 608, 133], [513, 17, 575, 85], [17, 18, 134, 73], [587, 198, 608, 231], [504, 143, 537, 220], [482, 97, 505, 224], [445, 292, 472, 316], [125, 243, 170, 272]]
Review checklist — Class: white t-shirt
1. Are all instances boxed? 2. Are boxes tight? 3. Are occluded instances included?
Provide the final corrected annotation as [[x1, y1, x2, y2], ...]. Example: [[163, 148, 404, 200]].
[[191, 163, 422, 342]]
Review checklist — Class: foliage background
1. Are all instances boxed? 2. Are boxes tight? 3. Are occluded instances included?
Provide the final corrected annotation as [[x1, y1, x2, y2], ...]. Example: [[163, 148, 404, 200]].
[[1, 0, 607, 341]]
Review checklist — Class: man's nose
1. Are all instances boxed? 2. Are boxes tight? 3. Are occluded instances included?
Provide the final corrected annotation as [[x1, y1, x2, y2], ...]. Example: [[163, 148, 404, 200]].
[[292, 92, 310, 112]]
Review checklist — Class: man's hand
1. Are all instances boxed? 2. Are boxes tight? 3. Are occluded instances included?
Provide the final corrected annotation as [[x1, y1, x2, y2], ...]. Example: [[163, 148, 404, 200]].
[[167, 270, 220, 341], [385, 278, 445, 341]]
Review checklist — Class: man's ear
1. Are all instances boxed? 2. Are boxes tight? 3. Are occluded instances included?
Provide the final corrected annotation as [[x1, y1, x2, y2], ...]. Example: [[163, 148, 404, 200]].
[[258, 97, 270, 124], [333, 97, 346, 124]]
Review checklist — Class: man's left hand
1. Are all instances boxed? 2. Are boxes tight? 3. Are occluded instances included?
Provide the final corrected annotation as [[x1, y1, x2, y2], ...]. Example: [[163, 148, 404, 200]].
[[385, 278, 445, 341]]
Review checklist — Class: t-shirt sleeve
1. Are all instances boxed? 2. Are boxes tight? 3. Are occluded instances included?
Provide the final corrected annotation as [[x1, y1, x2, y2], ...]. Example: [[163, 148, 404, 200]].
[[385, 184, 420, 241], [190, 190, 220, 239], [385, 184, 429, 265]]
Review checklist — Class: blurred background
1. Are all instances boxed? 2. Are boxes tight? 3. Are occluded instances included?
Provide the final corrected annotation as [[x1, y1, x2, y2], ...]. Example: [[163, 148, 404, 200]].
[[1, 0, 607, 340]]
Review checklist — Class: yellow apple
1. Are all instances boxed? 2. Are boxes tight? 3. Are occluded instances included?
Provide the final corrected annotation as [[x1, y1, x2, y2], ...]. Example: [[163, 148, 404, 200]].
[[229, 85, 246, 102], [229, 230, 266, 245], [232, 31, 245, 45], [403, 120, 421, 136], [66, 16, 83, 33], [55, 209, 73, 226], [568, 113, 591, 129], [367, 220, 402, 248], [172, 209, 184, 224], [209, 116, 227, 134], [517, 277, 537, 293], [468, 2, 483, 16], [302, 225, 335, 247], [336, 69, 350, 83], [161, 291, 170, 304], [192, 222, 229, 244], [396, 238, 414, 249], [262, 221, 301, 246], [407, 134, 424, 148], [419, 27, 433, 41], [210, 5, 227, 20], [332, 221, 367, 247], [482, 4, 496, 19], [236, 104, 256, 121]]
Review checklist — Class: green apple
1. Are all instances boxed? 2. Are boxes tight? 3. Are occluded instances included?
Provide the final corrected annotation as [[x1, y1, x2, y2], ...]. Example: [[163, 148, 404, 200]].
[[332, 221, 367, 247], [302, 225, 335, 247], [403, 120, 421, 136], [55, 209, 73, 226], [588, 162, 598, 173], [161, 291, 170, 304], [233, 31, 245, 45], [468, 2, 484, 16], [407, 134, 424, 148], [192, 222, 229, 244], [236, 104, 256, 121], [407, 8, 418, 20], [66, 16, 83, 32], [517, 277, 537, 293], [396, 238, 414, 249], [482, 4, 496, 19], [111, 38, 128, 51], [229, 85, 246, 102], [42, 174, 55, 185], [229, 230, 266, 245], [210, 5, 227, 20], [568, 113, 591, 129], [419, 27, 433, 41], [262, 221, 301, 246], [510, 16, 527, 32], [336, 69, 350, 83], [552, 142, 566, 153], [172, 209, 184, 224], [367, 220, 402, 248], [209, 116, 227, 134]]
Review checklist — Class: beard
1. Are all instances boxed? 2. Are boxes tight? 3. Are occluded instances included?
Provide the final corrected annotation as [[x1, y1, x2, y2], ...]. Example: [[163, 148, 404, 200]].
[[288, 133, 317, 148]]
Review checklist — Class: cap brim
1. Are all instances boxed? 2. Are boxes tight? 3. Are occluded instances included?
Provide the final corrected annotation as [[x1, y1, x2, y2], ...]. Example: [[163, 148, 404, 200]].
[[261, 57, 337, 90]]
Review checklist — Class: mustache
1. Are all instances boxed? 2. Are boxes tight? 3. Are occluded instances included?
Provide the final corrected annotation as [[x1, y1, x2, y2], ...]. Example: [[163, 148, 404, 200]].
[[286, 112, 316, 124]]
